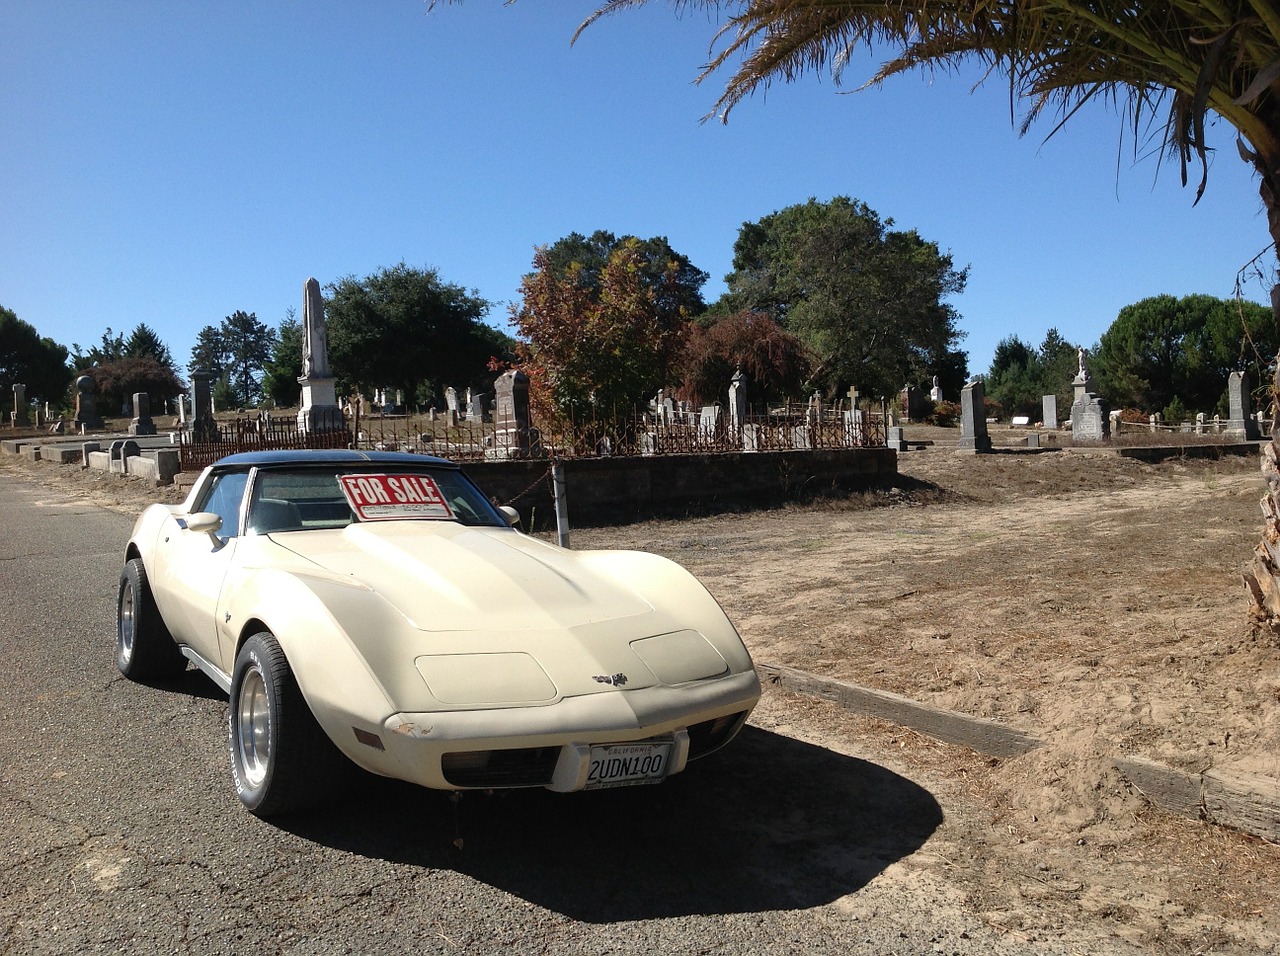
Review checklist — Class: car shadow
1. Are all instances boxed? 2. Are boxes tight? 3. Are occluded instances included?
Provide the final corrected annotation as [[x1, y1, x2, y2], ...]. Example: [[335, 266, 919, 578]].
[[146, 664, 225, 701], [280, 726, 943, 920]]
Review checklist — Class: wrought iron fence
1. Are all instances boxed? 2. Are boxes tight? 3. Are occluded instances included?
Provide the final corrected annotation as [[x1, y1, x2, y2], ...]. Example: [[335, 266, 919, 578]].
[[177, 416, 353, 472], [177, 402, 887, 472]]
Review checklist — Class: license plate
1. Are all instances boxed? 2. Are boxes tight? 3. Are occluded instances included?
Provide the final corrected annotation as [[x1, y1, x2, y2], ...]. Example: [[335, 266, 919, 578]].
[[585, 741, 672, 790]]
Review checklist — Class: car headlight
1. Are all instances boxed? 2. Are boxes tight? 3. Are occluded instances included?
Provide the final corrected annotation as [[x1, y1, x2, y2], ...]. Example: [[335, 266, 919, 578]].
[[415, 652, 557, 705]]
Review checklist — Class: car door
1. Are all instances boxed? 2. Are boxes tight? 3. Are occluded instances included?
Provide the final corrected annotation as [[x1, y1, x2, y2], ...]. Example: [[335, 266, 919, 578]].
[[152, 470, 247, 669]]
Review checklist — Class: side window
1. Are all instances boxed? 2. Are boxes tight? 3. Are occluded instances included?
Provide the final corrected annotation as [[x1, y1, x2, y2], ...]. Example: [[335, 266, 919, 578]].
[[195, 472, 249, 538]]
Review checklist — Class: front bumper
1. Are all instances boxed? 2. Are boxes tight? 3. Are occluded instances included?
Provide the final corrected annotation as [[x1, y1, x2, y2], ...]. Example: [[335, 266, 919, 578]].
[[360, 669, 761, 792]]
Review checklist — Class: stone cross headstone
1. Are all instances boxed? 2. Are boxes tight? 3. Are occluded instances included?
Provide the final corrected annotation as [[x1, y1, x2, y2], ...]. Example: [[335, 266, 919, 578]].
[[1226, 371, 1262, 440], [12, 383, 29, 427], [128, 392, 157, 436], [958, 380, 992, 454], [297, 277, 344, 434]]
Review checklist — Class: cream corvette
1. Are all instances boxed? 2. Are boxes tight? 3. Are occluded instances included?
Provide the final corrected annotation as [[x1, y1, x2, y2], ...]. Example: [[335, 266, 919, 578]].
[[117, 450, 760, 816]]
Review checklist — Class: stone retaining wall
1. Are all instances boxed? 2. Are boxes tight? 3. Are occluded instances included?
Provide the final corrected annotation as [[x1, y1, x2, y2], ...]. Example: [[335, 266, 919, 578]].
[[464, 447, 897, 525]]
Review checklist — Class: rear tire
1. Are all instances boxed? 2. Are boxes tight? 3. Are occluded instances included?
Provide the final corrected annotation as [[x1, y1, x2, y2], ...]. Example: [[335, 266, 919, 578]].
[[228, 632, 350, 817], [116, 558, 185, 681]]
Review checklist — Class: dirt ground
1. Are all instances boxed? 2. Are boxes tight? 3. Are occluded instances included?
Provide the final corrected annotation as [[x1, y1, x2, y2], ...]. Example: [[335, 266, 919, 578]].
[[4, 437, 1280, 953]]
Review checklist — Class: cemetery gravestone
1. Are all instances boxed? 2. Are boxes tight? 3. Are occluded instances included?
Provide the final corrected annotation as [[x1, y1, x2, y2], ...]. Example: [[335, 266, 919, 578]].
[[1070, 348, 1110, 441], [1042, 394, 1058, 431], [958, 380, 992, 454], [494, 369, 532, 458], [129, 392, 157, 436], [296, 277, 345, 434], [12, 384, 29, 427], [189, 370, 218, 441], [1227, 371, 1262, 441], [728, 367, 747, 430]]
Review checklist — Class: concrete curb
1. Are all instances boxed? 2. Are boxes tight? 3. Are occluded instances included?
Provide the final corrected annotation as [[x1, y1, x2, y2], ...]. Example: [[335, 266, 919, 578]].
[[759, 662, 1280, 844]]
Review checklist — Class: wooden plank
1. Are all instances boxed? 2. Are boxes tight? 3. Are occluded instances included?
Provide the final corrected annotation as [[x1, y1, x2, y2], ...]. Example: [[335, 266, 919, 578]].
[[1204, 768, 1280, 843], [1113, 756, 1203, 818], [757, 662, 1041, 759]]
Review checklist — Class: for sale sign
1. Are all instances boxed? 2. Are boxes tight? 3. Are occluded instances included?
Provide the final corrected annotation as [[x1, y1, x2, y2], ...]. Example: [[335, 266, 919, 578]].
[[338, 473, 455, 521]]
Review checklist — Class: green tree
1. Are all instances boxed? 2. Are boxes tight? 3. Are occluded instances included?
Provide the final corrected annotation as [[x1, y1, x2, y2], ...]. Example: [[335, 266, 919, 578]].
[[189, 325, 230, 379], [124, 323, 176, 371], [212, 373, 236, 413], [1038, 327, 1080, 414], [1092, 293, 1276, 414], [984, 327, 1081, 418], [220, 311, 276, 408], [1202, 296, 1277, 406], [326, 263, 507, 408], [513, 240, 685, 420], [71, 328, 125, 370], [985, 336, 1041, 419], [261, 312, 304, 408], [721, 196, 967, 399], [0, 306, 72, 408], [541, 230, 709, 324]]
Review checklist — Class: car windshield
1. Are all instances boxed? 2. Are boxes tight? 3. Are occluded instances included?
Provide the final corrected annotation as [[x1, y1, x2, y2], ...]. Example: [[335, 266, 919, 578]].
[[245, 467, 507, 533]]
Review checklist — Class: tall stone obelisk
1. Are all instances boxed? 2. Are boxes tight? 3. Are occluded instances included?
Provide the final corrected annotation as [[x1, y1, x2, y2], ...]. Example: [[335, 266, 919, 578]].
[[296, 277, 345, 433]]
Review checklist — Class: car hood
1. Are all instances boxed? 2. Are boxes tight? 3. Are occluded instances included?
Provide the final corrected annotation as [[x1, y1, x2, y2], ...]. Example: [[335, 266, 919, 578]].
[[272, 521, 654, 633]]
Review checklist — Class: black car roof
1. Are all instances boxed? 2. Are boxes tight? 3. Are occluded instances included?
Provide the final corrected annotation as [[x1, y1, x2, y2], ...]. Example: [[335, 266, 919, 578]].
[[210, 449, 459, 470]]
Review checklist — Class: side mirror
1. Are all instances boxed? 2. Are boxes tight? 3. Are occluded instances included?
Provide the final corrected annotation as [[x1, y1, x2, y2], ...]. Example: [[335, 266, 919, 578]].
[[498, 506, 521, 528], [184, 511, 225, 548]]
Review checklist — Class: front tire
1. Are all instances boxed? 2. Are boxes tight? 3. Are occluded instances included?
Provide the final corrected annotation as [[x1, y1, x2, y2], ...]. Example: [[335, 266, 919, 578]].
[[228, 632, 349, 817], [116, 558, 184, 681]]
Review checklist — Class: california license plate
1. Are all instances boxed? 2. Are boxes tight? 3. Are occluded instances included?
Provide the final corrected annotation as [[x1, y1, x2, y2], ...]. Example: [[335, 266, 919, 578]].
[[585, 741, 672, 790]]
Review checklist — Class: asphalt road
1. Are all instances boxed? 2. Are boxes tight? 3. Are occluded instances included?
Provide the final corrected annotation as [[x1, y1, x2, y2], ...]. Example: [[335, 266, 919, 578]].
[[0, 472, 1084, 956]]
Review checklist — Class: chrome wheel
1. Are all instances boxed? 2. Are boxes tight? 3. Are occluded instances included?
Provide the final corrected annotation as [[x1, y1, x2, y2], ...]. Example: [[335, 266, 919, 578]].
[[228, 631, 351, 816], [235, 664, 271, 790], [116, 558, 183, 681], [117, 579, 136, 666]]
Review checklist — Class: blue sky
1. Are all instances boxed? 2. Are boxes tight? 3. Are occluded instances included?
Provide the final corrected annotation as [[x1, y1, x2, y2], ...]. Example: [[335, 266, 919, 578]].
[[2, 1, 1273, 384]]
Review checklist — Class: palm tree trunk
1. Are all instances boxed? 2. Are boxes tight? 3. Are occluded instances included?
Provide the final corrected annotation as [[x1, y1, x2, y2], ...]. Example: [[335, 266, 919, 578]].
[[1242, 152, 1280, 627]]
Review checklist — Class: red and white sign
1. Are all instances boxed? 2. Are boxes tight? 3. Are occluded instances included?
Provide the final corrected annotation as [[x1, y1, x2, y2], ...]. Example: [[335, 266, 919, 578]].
[[338, 473, 455, 521]]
